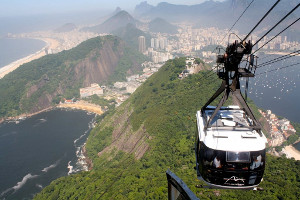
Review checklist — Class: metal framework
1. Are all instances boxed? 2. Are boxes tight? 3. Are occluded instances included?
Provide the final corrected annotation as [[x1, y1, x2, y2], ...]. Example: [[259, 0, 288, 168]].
[[201, 40, 262, 134]]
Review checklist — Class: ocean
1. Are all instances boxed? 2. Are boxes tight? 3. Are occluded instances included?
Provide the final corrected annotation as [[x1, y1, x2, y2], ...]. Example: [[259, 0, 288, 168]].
[[0, 38, 46, 69], [0, 109, 95, 200]]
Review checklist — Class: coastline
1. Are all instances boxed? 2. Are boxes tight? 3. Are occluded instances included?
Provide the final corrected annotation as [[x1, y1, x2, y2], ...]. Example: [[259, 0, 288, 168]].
[[1, 100, 104, 125], [0, 37, 60, 79], [2, 107, 54, 124], [282, 145, 300, 161]]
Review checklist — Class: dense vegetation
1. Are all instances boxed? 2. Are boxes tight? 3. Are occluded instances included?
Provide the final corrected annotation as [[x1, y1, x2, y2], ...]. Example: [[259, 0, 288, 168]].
[[34, 58, 300, 199], [107, 45, 148, 84], [0, 35, 146, 118]]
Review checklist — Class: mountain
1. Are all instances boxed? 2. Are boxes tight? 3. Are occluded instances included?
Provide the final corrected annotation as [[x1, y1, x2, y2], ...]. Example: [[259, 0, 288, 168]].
[[0, 35, 147, 117], [82, 10, 141, 34], [34, 57, 300, 199], [112, 7, 122, 16], [134, 0, 300, 37], [133, 1, 154, 17], [54, 23, 77, 33], [112, 23, 151, 50], [148, 18, 178, 34]]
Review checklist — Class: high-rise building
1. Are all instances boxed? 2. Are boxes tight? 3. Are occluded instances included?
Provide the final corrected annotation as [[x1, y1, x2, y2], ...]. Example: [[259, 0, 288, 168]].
[[138, 36, 146, 53], [151, 38, 155, 48]]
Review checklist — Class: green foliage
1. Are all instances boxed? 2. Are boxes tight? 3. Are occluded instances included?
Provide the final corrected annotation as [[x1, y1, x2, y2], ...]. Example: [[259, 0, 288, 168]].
[[107, 46, 147, 84], [34, 58, 300, 199]]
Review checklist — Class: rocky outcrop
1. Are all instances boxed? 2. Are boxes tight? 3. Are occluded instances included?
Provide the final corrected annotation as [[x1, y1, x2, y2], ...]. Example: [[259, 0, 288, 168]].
[[74, 40, 125, 86]]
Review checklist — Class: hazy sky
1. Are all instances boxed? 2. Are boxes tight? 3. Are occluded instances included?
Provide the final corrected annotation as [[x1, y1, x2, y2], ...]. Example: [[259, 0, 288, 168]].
[[0, 0, 224, 17]]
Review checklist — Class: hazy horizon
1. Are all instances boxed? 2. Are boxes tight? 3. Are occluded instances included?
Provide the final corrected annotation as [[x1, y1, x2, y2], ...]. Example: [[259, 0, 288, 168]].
[[0, 0, 225, 17]]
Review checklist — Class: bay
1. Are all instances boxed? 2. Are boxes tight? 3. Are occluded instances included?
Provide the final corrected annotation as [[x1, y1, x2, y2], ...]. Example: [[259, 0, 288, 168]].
[[0, 38, 46, 69], [0, 109, 95, 200], [244, 54, 300, 123]]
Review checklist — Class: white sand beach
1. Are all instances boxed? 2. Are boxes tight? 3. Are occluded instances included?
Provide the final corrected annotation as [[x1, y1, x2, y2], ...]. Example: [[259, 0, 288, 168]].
[[282, 145, 300, 160], [0, 37, 60, 79]]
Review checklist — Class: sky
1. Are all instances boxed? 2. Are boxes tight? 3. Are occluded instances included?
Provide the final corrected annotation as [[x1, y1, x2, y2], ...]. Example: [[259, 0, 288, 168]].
[[0, 0, 224, 17]]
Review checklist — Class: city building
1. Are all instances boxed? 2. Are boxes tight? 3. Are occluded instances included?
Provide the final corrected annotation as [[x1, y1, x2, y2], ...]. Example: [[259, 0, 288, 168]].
[[138, 36, 146, 53], [80, 83, 103, 98]]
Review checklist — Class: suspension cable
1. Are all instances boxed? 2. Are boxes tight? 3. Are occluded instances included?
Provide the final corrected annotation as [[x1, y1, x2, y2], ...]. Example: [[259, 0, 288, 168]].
[[242, 0, 281, 42], [219, 0, 255, 44], [257, 50, 300, 68], [253, 3, 300, 47], [259, 43, 300, 60], [256, 62, 300, 75], [253, 17, 300, 54]]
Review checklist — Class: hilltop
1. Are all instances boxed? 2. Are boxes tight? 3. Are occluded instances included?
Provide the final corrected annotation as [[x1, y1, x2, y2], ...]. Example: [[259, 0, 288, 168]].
[[82, 10, 140, 34], [34, 58, 300, 199]]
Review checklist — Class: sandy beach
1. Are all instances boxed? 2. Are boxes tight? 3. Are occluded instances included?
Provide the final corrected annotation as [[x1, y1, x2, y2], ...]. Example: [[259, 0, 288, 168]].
[[58, 101, 103, 115], [0, 37, 60, 79], [282, 145, 300, 160]]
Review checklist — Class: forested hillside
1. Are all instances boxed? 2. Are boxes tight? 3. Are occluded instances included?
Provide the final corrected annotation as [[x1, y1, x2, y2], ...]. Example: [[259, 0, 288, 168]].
[[0, 35, 146, 118], [34, 58, 300, 199]]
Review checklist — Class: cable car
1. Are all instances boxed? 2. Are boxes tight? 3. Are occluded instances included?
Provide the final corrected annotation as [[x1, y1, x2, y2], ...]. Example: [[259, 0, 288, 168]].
[[195, 105, 267, 189], [195, 40, 267, 189]]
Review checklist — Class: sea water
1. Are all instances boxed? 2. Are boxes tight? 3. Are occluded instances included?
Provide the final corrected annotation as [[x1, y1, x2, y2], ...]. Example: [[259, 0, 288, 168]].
[[0, 109, 95, 200], [243, 55, 300, 123], [0, 38, 46, 69]]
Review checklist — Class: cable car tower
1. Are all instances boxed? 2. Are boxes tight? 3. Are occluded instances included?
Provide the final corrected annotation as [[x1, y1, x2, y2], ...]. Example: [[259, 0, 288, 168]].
[[195, 39, 267, 189]]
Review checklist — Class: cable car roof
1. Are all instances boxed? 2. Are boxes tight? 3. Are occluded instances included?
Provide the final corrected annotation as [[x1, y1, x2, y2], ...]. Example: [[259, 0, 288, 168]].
[[196, 106, 267, 152]]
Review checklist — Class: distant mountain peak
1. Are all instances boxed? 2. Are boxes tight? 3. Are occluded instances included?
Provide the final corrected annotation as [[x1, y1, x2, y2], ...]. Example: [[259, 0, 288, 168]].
[[81, 10, 139, 34], [115, 7, 122, 13], [134, 1, 154, 17], [115, 10, 132, 18]]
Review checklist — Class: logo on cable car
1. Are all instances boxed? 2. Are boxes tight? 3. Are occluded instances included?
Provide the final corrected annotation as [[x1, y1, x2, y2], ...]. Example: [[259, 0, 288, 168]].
[[224, 176, 245, 186]]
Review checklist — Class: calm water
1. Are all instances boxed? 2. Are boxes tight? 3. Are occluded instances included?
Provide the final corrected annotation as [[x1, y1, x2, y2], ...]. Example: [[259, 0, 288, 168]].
[[242, 54, 300, 151], [294, 142, 300, 152], [244, 55, 300, 123], [0, 109, 95, 200], [0, 38, 46, 69]]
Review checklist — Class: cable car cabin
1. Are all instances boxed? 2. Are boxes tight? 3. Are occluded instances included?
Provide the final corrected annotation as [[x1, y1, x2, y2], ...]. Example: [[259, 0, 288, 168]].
[[195, 105, 267, 189]]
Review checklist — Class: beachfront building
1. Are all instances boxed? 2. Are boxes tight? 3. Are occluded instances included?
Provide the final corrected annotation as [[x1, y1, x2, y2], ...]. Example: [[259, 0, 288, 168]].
[[80, 83, 103, 98]]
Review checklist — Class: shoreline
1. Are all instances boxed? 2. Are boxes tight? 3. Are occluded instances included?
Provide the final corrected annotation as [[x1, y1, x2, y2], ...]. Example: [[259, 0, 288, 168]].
[[2, 107, 54, 124], [282, 145, 300, 161], [57, 100, 103, 115], [1, 100, 104, 125], [0, 37, 60, 79]]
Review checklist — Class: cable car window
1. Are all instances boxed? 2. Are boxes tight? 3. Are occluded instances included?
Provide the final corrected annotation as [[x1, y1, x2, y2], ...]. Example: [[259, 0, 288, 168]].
[[226, 151, 250, 162]]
